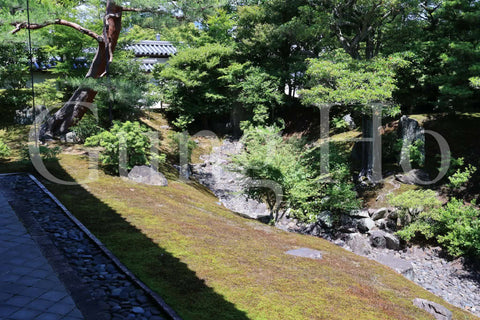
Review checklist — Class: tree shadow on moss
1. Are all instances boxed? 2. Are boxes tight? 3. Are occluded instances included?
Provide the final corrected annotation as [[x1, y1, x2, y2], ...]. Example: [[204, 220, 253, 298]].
[[0, 159, 250, 320]]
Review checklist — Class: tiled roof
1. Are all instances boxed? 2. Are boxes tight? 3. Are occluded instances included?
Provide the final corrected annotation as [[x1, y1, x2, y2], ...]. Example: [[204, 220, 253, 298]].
[[138, 58, 165, 72], [126, 40, 177, 58]]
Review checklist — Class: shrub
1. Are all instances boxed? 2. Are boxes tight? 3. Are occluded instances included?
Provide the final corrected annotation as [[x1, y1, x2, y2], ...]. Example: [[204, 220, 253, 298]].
[[85, 121, 165, 174], [20, 145, 62, 161], [397, 198, 480, 257], [232, 125, 359, 222], [388, 189, 441, 225], [71, 114, 102, 143], [397, 138, 425, 168], [332, 116, 349, 133], [167, 131, 197, 162], [0, 139, 11, 159], [447, 158, 477, 190]]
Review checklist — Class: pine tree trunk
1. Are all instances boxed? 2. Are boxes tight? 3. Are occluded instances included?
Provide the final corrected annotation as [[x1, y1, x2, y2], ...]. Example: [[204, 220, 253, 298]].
[[39, 1, 122, 140]]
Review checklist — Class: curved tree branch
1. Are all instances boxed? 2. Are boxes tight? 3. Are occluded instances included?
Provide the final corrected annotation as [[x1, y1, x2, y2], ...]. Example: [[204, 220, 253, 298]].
[[10, 19, 104, 43]]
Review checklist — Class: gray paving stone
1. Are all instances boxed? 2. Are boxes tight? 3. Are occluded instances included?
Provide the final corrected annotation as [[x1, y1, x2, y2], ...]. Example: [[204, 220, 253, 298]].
[[2, 273, 22, 283], [46, 302, 75, 315], [33, 279, 59, 290], [23, 298, 56, 311], [8, 308, 41, 319], [0, 291, 14, 301], [5, 295, 34, 307], [0, 191, 83, 320], [39, 291, 67, 303], [34, 312, 64, 320], [0, 304, 20, 317], [16, 276, 44, 287], [16, 287, 48, 298]]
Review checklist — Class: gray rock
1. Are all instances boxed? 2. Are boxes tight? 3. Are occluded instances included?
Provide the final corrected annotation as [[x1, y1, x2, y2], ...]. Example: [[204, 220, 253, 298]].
[[375, 218, 388, 230], [343, 114, 356, 129], [384, 233, 401, 250], [132, 306, 145, 314], [398, 116, 425, 167], [111, 288, 122, 297], [349, 209, 370, 219], [370, 230, 387, 248], [317, 211, 334, 228], [395, 169, 430, 185], [128, 166, 168, 186], [371, 208, 388, 221], [357, 217, 375, 233], [66, 131, 79, 143], [376, 253, 414, 280], [413, 298, 452, 320], [339, 214, 357, 233], [285, 248, 323, 260], [387, 210, 398, 220], [346, 233, 372, 255]]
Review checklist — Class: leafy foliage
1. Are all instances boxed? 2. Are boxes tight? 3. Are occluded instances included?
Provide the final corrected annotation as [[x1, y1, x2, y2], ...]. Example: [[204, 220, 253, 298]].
[[84, 121, 165, 174], [448, 164, 477, 190], [397, 138, 425, 168], [68, 51, 150, 126], [20, 145, 62, 161], [389, 189, 441, 225], [0, 42, 31, 126], [397, 198, 480, 258], [0, 139, 11, 159], [70, 114, 102, 143], [154, 43, 235, 128], [167, 132, 197, 162], [232, 125, 359, 222], [300, 50, 407, 115]]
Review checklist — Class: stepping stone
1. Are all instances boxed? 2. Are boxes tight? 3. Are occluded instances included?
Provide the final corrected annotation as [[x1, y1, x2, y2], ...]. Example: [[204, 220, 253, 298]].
[[285, 248, 323, 260]]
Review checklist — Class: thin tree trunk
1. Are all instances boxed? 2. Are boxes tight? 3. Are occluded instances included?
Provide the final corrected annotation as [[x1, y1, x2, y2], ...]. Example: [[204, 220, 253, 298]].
[[40, 1, 123, 140]]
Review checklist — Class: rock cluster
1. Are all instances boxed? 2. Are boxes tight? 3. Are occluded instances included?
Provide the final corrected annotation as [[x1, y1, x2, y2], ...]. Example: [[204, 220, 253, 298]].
[[277, 207, 401, 252], [0, 175, 168, 320], [190, 138, 270, 220]]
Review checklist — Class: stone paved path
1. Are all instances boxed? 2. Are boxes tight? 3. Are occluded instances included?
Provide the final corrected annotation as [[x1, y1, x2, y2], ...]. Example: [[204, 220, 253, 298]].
[[0, 190, 84, 320]]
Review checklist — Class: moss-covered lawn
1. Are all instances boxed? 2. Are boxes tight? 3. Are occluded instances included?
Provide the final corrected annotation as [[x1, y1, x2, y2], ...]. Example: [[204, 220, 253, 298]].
[[0, 124, 478, 320]]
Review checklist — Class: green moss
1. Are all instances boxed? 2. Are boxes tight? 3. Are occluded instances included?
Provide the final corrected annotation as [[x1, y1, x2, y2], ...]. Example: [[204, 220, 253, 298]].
[[0, 125, 477, 320]]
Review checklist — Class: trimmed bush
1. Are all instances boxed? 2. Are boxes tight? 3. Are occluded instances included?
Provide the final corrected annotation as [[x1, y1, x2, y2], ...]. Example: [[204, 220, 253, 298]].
[[397, 198, 480, 258], [85, 121, 165, 174]]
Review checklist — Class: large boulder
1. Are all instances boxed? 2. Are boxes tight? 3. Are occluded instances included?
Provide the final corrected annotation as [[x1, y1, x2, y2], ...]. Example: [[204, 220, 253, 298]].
[[413, 298, 452, 320], [398, 115, 425, 167], [317, 211, 334, 229], [349, 209, 370, 219], [384, 233, 401, 250], [370, 230, 387, 248], [371, 207, 388, 221], [370, 230, 401, 250], [339, 214, 357, 233], [375, 253, 414, 280], [346, 233, 372, 255], [128, 166, 168, 186], [357, 217, 375, 233]]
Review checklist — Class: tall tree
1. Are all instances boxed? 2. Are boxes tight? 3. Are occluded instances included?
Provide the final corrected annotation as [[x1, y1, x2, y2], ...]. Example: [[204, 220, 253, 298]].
[[236, 0, 329, 98], [2, 0, 226, 139], [300, 51, 406, 183], [306, 0, 416, 182]]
